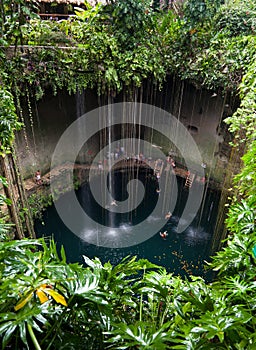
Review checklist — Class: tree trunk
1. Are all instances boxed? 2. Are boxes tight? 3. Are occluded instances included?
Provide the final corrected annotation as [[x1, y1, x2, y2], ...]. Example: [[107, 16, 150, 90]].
[[0, 154, 24, 239]]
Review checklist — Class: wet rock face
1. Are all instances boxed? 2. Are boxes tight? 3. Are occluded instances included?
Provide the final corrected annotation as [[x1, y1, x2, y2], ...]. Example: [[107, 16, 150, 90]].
[[15, 77, 238, 187], [187, 125, 198, 134]]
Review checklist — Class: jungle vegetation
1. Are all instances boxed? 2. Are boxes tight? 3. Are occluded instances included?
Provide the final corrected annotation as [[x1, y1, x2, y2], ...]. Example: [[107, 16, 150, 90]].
[[0, 0, 255, 349]]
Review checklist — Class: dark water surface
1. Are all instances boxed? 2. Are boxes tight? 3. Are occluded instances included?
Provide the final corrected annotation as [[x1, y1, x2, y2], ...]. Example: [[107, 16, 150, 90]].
[[35, 168, 219, 281]]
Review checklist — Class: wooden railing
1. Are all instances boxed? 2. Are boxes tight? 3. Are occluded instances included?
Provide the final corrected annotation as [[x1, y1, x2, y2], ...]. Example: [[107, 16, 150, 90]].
[[38, 13, 74, 20]]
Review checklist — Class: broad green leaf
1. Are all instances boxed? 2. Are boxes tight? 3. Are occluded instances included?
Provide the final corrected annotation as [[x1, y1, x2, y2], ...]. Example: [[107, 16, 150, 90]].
[[2, 324, 17, 349], [19, 323, 28, 348]]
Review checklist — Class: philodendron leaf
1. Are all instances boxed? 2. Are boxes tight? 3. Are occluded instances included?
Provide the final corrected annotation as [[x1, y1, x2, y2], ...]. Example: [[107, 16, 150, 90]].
[[14, 292, 33, 311], [36, 289, 49, 304], [44, 288, 67, 307], [83, 255, 101, 269], [2, 324, 17, 349]]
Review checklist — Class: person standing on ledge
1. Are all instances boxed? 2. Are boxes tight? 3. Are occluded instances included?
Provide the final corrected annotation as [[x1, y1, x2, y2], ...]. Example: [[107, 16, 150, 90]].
[[35, 170, 42, 185]]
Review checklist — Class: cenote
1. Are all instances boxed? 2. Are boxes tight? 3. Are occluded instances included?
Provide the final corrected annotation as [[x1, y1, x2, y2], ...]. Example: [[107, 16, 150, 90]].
[[35, 164, 219, 281], [1, 1, 255, 348], [31, 99, 228, 284]]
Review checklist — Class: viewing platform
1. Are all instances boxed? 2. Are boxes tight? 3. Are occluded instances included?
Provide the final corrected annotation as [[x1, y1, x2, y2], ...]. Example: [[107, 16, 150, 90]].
[[23, 157, 211, 196]]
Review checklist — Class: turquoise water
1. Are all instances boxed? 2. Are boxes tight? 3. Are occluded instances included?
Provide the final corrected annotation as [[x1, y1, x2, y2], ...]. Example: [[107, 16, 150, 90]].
[[35, 168, 219, 281]]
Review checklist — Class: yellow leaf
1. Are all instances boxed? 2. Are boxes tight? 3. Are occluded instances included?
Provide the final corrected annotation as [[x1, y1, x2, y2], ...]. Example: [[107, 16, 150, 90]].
[[44, 288, 67, 307], [14, 292, 33, 311], [36, 289, 49, 304]]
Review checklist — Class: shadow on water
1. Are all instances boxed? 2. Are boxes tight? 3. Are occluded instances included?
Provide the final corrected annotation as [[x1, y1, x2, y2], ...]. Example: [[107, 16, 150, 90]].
[[35, 168, 220, 282]]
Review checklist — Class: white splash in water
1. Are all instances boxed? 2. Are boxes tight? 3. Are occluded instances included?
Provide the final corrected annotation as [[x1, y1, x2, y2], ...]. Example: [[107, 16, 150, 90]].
[[184, 226, 210, 246], [171, 217, 188, 233], [107, 229, 118, 237], [82, 229, 99, 238], [119, 223, 133, 233]]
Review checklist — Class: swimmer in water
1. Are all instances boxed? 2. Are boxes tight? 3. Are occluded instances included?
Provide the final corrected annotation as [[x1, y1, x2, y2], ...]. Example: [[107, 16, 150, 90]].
[[165, 211, 172, 220], [106, 200, 118, 209], [160, 231, 168, 240]]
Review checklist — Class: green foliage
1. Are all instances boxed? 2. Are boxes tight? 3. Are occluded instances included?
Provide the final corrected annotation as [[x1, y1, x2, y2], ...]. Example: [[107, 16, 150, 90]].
[[0, 0, 39, 45], [0, 0, 255, 95], [183, 0, 222, 28], [0, 83, 21, 242], [0, 176, 12, 241], [211, 140, 256, 277], [22, 20, 72, 46], [0, 1, 256, 349], [214, 5, 256, 37], [0, 86, 22, 153], [1, 239, 256, 349], [234, 143, 256, 196], [27, 192, 53, 220], [105, 321, 174, 349], [0, 240, 156, 349], [207, 65, 256, 349], [110, 0, 153, 47], [225, 59, 256, 142]]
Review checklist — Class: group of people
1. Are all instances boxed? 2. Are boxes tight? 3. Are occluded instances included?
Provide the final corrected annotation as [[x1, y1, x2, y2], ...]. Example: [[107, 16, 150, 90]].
[[106, 145, 126, 161]]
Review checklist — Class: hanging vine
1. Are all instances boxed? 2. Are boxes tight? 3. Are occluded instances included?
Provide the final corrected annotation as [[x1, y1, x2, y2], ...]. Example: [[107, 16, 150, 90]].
[[0, 82, 35, 239]]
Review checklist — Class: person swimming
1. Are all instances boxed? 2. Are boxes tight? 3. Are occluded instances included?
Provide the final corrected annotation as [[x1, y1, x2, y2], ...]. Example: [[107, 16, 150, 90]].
[[160, 231, 168, 240], [105, 200, 118, 209], [165, 211, 172, 220]]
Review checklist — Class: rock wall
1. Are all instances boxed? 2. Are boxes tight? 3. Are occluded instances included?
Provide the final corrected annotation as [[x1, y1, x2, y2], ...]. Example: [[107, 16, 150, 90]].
[[15, 77, 237, 185]]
